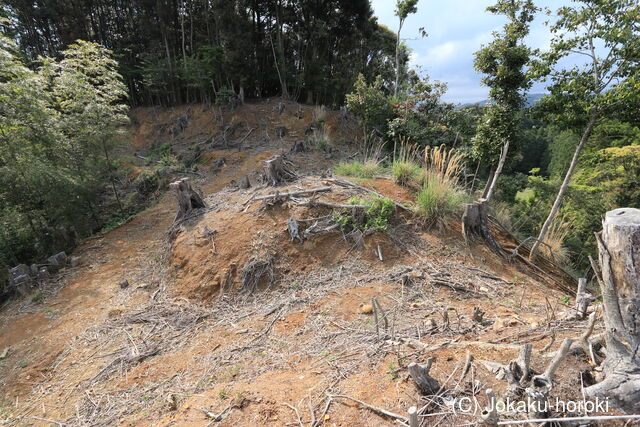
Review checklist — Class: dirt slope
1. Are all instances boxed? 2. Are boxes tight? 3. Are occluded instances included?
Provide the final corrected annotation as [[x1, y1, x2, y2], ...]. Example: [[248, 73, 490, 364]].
[[0, 99, 603, 426]]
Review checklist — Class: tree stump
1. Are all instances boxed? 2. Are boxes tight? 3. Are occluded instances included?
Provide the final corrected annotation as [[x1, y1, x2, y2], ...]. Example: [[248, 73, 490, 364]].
[[462, 199, 504, 256], [170, 178, 207, 222], [289, 140, 306, 154], [586, 208, 640, 413], [275, 125, 287, 138], [239, 175, 251, 189], [263, 155, 297, 186], [408, 358, 441, 395]]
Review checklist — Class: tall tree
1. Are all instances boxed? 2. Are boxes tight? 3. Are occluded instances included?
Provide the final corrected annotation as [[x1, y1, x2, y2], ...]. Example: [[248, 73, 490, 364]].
[[394, 0, 419, 97], [529, 0, 640, 260], [472, 0, 537, 202]]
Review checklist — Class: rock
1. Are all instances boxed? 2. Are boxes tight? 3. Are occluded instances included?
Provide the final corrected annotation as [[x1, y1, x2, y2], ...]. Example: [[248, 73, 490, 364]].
[[359, 303, 373, 314], [119, 279, 130, 289], [69, 256, 81, 268], [47, 251, 67, 273], [37, 266, 49, 284], [8, 264, 32, 290]]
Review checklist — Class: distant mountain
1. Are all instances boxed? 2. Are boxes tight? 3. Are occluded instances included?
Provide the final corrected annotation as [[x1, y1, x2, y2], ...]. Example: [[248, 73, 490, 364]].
[[459, 93, 545, 108]]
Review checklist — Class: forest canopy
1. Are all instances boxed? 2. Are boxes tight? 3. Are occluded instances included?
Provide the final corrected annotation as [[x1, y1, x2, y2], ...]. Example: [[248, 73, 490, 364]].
[[2, 0, 407, 106]]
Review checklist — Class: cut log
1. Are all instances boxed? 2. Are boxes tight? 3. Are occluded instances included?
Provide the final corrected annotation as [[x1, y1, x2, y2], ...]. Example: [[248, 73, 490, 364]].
[[408, 358, 441, 395], [170, 178, 207, 222], [462, 199, 504, 256], [586, 208, 640, 414], [262, 155, 297, 186]]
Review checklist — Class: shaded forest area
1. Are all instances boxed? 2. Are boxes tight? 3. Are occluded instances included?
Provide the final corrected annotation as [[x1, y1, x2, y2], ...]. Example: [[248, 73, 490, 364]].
[[3, 0, 405, 106]]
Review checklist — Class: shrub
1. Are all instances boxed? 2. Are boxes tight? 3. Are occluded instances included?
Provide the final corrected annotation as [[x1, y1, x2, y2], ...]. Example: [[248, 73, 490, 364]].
[[313, 105, 327, 126], [311, 128, 332, 152], [333, 195, 395, 232], [134, 170, 160, 197], [391, 160, 421, 186], [334, 160, 384, 179]]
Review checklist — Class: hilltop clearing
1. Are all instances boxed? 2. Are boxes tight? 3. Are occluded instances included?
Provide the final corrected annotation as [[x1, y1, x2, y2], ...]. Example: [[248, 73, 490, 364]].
[[0, 100, 606, 426]]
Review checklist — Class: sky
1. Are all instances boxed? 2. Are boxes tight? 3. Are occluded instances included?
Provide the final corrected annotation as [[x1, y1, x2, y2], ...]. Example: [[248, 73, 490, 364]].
[[370, 0, 573, 104]]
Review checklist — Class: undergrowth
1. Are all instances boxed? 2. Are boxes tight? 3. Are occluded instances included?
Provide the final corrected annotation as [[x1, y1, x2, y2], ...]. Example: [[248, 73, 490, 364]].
[[333, 195, 395, 232], [414, 145, 467, 227], [334, 159, 385, 179]]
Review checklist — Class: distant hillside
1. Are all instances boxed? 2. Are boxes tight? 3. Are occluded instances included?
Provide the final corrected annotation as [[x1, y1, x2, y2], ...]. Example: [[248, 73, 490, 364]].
[[461, 93, 545, 108]]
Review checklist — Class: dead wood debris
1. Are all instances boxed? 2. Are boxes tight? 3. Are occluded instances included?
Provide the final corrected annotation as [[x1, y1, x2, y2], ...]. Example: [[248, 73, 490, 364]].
[[239, 254, 275, 294]]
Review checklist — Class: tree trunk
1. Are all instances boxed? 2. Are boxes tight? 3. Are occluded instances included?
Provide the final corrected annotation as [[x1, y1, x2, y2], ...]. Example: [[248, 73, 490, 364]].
[[530, 112, 598, 259], [394, 19, 404, 98], [484, 140, 509, 202], [170, 178, 207, 222], [585, 208, 640, 413], [263, 155, 297, 186], [481, 166, 496, 199]]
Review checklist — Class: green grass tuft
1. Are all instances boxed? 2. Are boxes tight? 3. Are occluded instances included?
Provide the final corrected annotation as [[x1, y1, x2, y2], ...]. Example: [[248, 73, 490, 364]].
[[391, 160, 421, 186], [334, 160, 384, 179]]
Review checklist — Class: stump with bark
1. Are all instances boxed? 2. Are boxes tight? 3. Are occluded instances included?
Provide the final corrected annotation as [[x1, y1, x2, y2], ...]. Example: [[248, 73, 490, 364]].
[[586, 208, 640, 413], [462, 198, 504, 256], [170, 178, 207, 222], [263, 155, 297, 186]]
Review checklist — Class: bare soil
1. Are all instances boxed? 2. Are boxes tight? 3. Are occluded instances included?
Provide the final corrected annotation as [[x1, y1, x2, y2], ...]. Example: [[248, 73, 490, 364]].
[[0, 99, 610, 426]]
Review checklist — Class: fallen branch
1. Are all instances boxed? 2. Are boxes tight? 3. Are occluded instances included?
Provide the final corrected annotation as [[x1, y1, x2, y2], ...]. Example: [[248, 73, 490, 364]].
[[253, 187, 332, 201], [328, 394, 408, 423]]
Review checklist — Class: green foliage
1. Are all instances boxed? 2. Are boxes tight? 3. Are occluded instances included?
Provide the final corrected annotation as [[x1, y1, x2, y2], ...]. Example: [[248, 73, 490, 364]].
[[531, 0, 640, 130], [134, 170, 161, 197], [5, 1, 403, 106], [334, 160, 385, 179], [346, 74, 395, 138], [414, 180, 468, 226], [395, 0, 419, 20], [0, 32, 130, 268], [391, 160, 420, 186], [333, 196, 395, 232], [471, 0, 537, 164], [30, 290, 43, 303]]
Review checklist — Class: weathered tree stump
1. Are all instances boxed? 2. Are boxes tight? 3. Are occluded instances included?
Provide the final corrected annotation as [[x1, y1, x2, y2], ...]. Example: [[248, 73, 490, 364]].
[[408, 358, 441, 395], [289, 140, 306, 154], [586, 208, 640, 413], [262, 155, 297, 186], [275, 125, 287, 138], [170, 178, 207, 222], [239, 175, 251, 189], [573, 277, 593, 320], [462, 199, 504, 256]]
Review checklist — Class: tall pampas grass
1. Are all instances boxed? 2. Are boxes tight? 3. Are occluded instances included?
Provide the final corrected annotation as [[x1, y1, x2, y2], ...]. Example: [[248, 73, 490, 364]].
[[415, 145, 468, 228]]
